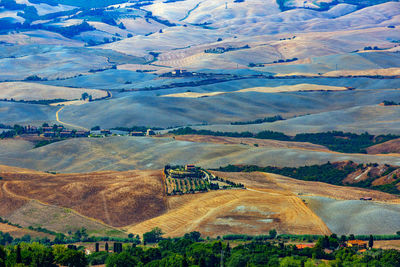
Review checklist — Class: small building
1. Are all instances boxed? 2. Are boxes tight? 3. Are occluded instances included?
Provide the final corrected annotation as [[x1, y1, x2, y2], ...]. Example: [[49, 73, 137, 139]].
[[42, 127, 53, 132], [185, 164, 196, 172], [43, 131, 55, 138], [146, 129, 155, 136], [100, 129, 111, 135], [360, 197, 372, 201], [75, 131, 90, 137], [130, 131, 145, 136], [25, 125, 39, 134], [347, 240, 368, 249], [296, 244, 314, 250], [60, 131, 73, 138], [110, 130, 129, 136]]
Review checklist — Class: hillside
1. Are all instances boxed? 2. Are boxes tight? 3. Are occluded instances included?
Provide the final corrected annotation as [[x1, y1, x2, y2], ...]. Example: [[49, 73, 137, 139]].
[[2, 136, 400, 173], [128, 170, 400, 237], [0, 165, 166, 230]]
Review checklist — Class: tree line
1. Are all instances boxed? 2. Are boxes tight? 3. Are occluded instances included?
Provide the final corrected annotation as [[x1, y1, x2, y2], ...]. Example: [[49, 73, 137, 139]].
[[2, 228, 400, 266], [169, 127, 400, 153]]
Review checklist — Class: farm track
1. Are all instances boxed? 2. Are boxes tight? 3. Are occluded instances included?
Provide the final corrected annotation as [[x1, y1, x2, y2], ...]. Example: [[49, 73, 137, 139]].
[[56, 106, 89, 131]]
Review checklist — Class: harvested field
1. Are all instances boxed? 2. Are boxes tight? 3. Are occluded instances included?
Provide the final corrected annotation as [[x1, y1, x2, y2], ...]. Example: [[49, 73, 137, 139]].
[[0, 166, 167, 229], [374, 240, 400, 250], [0, 82, 108, 101], [162, 83, 349, 98], [127, 189, 331, 238], [237, 84, 349, 93], [172, 134, 330, 152], [367, 138, 400, 155], [211, 171, 400, 202], [303, 196, 400, 235], [322, 67, 400, 77]]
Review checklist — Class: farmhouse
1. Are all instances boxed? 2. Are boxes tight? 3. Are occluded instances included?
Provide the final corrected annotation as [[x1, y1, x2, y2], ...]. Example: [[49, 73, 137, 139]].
[[24, 125, 39, 134], [75, 131, 90, 137], [100, 129, 111, 135], [146, 129, 155, 136], [185, 164, 196, 171], [130, 131, 145, 136], [43, 131, 55, 137], [346, 240, 368, 249], [42, 127, 53, 132], [296, 244, 314, 250], [60, 131, 73, 138]]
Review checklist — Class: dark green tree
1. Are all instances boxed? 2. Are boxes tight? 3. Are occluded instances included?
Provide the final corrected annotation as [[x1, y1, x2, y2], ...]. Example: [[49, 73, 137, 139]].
[[369, 235, 374, 248]]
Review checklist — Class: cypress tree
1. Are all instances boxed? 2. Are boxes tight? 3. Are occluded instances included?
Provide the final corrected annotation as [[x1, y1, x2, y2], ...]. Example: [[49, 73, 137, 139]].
[[16, 245, 21, 264], [369, 235, 374, 248]]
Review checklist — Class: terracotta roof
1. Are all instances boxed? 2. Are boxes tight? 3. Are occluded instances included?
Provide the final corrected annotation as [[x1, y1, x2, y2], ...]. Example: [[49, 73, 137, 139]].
[[296, 244, 314, 249], [348, 240, 368, 245]]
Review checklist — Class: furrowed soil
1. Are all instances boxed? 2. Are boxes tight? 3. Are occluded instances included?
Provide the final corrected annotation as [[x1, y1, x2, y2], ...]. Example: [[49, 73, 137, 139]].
[[0, 165, 166, 231]]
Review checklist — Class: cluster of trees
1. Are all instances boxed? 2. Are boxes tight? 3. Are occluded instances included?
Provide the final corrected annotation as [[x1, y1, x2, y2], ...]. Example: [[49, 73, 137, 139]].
[[204, 45, 250, 54], [1, 98, 70, 105], [170, 127, 400, 153], [216, 162, 400, 195], [272, 57, 298, 64], [211, 175, 244, 189], [217, 162, 358, 186], [231, 115, 284, 125], [2, 230, 400, 267], [81, 92, 93, 101], [167, 178, 210, 195], [364, 46, 381, 51], [353, 171, 400, 195], [383, 100, 400, 106]]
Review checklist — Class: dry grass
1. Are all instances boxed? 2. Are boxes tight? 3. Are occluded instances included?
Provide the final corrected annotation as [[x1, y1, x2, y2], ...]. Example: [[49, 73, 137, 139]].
[[322, 67, 400, 77], [367, 138, 400, 155], [127, 189, 331, 238], [162, 83, 349, 98], [212, 171, 400, 202], [374, 240, 400, 250], [172, 134, 329, 152], [0, 222, 53, 239], [0, 166, 167, 227], [237, 84, 348, 93], [0, 82, 107, 101]]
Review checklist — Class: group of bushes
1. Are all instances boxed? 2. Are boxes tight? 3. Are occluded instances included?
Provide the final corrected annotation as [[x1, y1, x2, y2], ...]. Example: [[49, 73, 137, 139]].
[[231, 115, 284, 125]]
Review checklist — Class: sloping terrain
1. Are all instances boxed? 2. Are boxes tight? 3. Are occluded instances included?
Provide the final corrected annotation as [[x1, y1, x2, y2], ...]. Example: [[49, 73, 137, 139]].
[[128, 171, 400, 237], [0, 165, 166, 229], [2, 136, 400, 173], [0, 82, 107, 101], [367, 138, 400, 154], [304, 196, 400, 235]]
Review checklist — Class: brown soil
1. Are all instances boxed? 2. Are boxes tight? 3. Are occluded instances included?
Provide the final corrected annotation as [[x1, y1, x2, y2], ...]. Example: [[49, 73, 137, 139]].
[[366, 138, 400, 154], [0, 165, 167, 227], [0, 222, 53, 239]]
